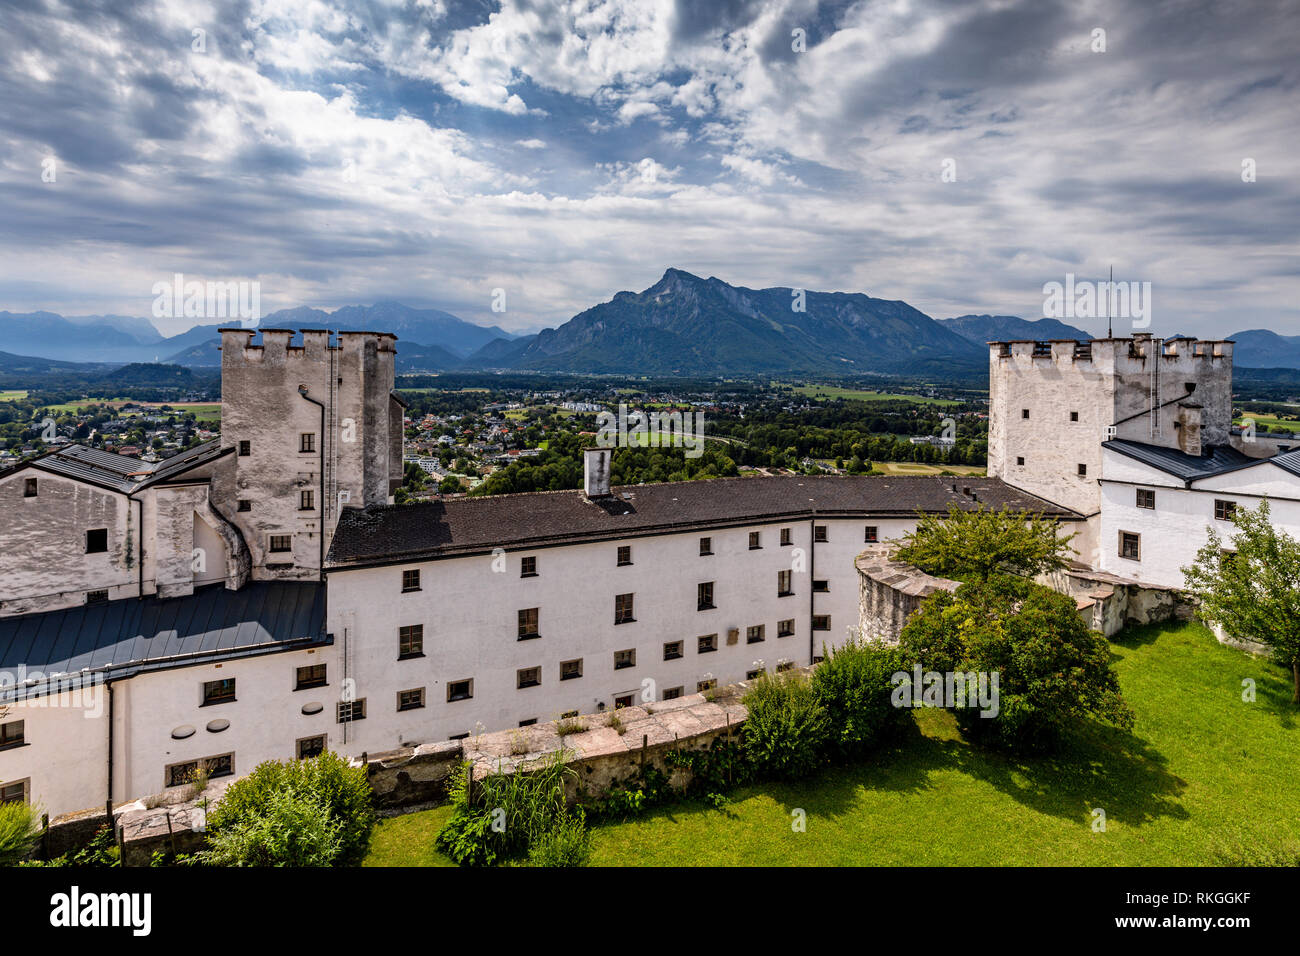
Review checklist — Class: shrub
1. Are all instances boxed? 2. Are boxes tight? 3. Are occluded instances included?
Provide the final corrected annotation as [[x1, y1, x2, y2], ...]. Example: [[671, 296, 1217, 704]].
[[0, 800, 44, 866], [436, 753, 586, 867], [741, 672, 830, 780], [196, 788, 343, 867], [527, 811, 591, 867], [554, 717, 587, 736], [205, 751, 375, 865], [812, 639, 913, 757]]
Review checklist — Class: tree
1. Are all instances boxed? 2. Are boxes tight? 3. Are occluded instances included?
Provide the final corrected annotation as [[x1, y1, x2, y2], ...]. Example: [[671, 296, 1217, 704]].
[[0, 799, 43, 866], [1182, 500, 1300, 704], [900, 576, 1134, 752], [439, 475, 462, 494], [894, 504, 1074, 582]]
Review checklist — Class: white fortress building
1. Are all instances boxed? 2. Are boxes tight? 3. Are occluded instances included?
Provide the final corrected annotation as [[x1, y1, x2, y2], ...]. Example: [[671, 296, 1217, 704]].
[[2, 327, 1298, 818]]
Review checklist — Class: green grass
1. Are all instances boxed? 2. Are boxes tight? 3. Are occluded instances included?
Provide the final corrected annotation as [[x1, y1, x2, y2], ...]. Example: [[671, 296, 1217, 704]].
[[361, 621, 1299, 866], [1234, 414, 1299, 434], [874, 462, 986, 476], [0, 390, 28, 402], [363, 805, 456, 867], [39, 400, 221, 422], [791, 384, 961, 406]]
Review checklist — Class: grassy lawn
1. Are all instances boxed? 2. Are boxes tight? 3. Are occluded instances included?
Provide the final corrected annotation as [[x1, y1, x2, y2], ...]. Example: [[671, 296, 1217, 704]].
[[39, 399, 222, 422], [874, 462, 986, 476], [362, 621, 1298, 866], [0, 389, 29, 402], [1234, 414, 1299, 434], [791, 384, 961, 406]]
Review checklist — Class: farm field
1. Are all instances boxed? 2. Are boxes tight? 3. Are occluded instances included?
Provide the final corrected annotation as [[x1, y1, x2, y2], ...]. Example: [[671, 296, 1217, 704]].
[[790, 384, 962, 406]]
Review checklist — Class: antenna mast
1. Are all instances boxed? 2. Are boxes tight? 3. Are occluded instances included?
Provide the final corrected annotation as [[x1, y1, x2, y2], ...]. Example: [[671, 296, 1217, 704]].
[[1107, 265, 1113, 339]]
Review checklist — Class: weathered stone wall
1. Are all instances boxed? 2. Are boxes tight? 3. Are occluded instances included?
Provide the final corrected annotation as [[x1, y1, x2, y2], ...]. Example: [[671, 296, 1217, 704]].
[[1036, 566, 1195, 638], [855, 546, 959, 644]]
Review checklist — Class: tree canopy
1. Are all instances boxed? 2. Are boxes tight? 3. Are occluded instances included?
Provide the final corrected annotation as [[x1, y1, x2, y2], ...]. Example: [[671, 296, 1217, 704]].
[[893, 504, 1074, 582]]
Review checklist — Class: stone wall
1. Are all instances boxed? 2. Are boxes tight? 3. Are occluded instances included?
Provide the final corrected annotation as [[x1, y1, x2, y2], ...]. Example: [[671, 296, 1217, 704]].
[[1037, 566, 1195, 638], [855, 546, 959, 644]]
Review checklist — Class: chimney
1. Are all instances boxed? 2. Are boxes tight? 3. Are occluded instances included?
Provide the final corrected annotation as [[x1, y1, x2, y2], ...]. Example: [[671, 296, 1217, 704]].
[[584, 447, 612, 498], [1177, 404, 1203, 456]]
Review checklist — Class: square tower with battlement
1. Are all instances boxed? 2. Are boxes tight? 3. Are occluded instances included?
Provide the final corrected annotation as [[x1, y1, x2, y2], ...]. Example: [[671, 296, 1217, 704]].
[[216, 328, 405, 580], [987, 334, 1234, 560]]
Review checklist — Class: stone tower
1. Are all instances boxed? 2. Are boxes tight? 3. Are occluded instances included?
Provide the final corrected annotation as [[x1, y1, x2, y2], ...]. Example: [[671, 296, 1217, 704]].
[[216, 328, 404, 580], [987, 334, 1233, 560]]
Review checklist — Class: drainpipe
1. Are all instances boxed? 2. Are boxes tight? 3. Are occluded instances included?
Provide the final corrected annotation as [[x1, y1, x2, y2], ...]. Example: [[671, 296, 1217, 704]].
[[809, 514, 817, 665], [105, 678, 116, 816], [298, 385, 327, 580]]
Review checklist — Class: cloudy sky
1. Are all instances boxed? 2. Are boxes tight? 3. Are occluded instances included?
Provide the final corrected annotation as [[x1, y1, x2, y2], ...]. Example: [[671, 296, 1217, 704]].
[[1, 0, 1297, 338]]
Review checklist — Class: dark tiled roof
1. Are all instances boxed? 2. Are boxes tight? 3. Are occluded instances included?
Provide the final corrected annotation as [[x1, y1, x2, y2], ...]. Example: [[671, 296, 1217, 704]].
[[1102, 439, 1257, 482], [0, 582, 327, 703], [2, 440, 226, 494], [1270, 450, 1300, 478], [327, 475, 1076, 567]]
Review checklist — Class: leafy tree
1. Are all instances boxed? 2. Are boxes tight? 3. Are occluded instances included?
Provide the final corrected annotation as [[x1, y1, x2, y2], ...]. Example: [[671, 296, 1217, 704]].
[[1182, 500, 1300, 704], [811, 639, 913, 757], [0, 799, 43, 865], [900, 576, 1134, 752], [439, 475, 462, 494], [894, 504, 1074, 582]]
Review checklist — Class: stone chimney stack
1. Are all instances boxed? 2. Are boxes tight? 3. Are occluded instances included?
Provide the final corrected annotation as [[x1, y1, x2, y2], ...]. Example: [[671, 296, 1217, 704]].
[[584, 447, 612, 498]]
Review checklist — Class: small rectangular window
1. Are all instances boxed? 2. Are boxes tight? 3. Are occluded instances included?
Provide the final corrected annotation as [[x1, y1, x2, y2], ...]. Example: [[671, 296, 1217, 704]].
[[1214, 499, 1237, 521], [297, 735, 326, 760], [663, 640, 684, 661], [398, 624, 424, 659], [614, 648, 636, 670], [1136, 488, 1156, 510], [699, 537, 712, 556], [615, 592, 635, 624], [814, 525, 828, 543], [86, 529, 108, 554], [697, 678, 717, 693], [777, 619, 795, 637], [1022, 409, 1030, 419], [1070, 411, 1079, 422], [746, 668, 765, 680], [300, 490, 314, 510], [698, 633, 717, 654], [812, 615, 831, 631], [748, 531, 761, 550], [777, 570, 793, 596], [299, 433, 316, 453], [166, 754, 233, 788], [663, 686, 683, 700], [813, 579, 829, 593], [1077, 463, 1087, 477], [746, 624, 765, 644], [519, 718, 538, 727], [0, 780, 27, 803], [520, 555, 537, 577], [202, 678, 236, 705], [780, 527, 792, 546], [617, 545, 632, 566], [560, 658, 583, 681], [1120, 531, 1141, 560], [337, 699, 366, 722], [398, 688, 426, 711], [269, 534, 292, 552], [447, 679, 473, 702], [864, 526, 878, 543], [518, 608, 540, 640], [23, 477, 37, 497], [1016, 457, 1025, 466], [517, 667, 541, 689], [614, 694, 634, 709], [0, 720, 25, 750], [402, 569, 421, 592], [238, 440, 251, 456], [86, 589, 108, 605], [776, 661, 795, 673], [238, 499, 252, 512], [295, 664, 327, 690], [560, 710, 578, 720], [697, 582, 715, 610]]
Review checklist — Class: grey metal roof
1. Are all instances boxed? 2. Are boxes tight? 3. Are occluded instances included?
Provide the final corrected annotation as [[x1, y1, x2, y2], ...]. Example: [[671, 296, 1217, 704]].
[[0, 582, 327, 703], [1269, 449, 1300, 478], [1102, 439, 1256, 483], [327, 474, 1078, 568], [3, 440, 226, 494]]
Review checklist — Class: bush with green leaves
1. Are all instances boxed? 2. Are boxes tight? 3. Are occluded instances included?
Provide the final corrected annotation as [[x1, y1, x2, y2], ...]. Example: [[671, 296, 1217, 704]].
[[894, 503, 1074, 582], [196, 788, 344, 867], [0, 800, 43, 866], [812, 639, 914, 757], [900, 575, 1133, 752], [203, 751, 375, 866], [436, 753, 588, 867], [740, 672, 830, 780], [526, 811, 591, 867]]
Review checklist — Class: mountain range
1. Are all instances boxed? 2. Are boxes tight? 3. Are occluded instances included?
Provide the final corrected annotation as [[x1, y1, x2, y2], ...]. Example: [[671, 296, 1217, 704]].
[[2, 274, 1295, 376]]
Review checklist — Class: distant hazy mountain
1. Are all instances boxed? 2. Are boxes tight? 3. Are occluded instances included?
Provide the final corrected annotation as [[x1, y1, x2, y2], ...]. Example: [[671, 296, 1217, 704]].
[[327, 303, 514, 357], [1227, 329, 1300, 369], [395, 343, 463, 372], [0, 311, 162, 363], [938, 314, 1094, 344], [470, 269, 985, 376], [0, 349, 103, 374]]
